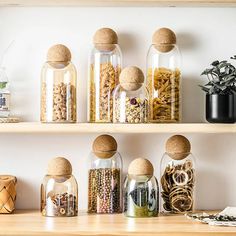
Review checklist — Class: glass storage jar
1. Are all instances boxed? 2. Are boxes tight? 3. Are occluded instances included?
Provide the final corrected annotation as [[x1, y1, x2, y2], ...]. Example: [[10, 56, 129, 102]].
[[124, 158, 159, 217], [113, 66, 148, 123], [88, 28, 122, 123], [41, 44, 77, 123], [160, 135, 195, 214], [0, 67, 10, 118], [41, 157, 78, 217], [146, 28, 181, 123], [88, 135, 122, 213]]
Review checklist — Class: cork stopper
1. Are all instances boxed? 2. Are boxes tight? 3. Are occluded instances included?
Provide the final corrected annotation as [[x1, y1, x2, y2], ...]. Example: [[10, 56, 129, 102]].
[[92, 135, 117, 159], [47, 44, 71, 62], [128, 158, 154, 176], [166, 135, 191, 160], [47, 157, 72, 176], [152, 28, 176, 53], [119, 66, 144, 91]]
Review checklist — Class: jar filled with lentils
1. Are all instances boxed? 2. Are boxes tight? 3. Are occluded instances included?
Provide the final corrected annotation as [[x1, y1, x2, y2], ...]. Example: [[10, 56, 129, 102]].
[[88, 28, 122, 123], [88, 135, 122, 214], [146, 28, 181, 123], [41, 157, 78, 217], [113, 66, 148, 123], [41, 44, 77, 123]]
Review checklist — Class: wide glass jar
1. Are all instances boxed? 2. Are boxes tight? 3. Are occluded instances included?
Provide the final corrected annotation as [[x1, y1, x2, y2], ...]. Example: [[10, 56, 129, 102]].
[[146, 28, 181, 123], [88, 28, 122, 123], [41, 44, 77, 123]]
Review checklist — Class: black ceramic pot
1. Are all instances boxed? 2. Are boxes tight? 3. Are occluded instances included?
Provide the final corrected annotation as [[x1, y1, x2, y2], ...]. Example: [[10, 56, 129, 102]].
[[206, 94, 235, 123]]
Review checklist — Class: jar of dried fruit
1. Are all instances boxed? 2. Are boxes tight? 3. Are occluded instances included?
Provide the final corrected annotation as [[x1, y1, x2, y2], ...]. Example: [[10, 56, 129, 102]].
[[88, 28, 122, 123], [113, 66, 148, 123], [160, 135, 196, 214], [41, 44, 77, 123], [146, 28, 181, 123], [41, 157, 78, 217], [88, 135, 122, 214], [124, 158, 159, 217]]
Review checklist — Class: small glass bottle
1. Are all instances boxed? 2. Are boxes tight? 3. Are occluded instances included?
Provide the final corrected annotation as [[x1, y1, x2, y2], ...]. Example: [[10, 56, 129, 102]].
[[160, 135, 196, 214], [124, 158, 159, 218], [88, 28, 122, 123], [146, 28, 181, 123], [41, 44, 77, 123], [0, 67, 10, 117], [88, 135, 122, 214], [113, 66, 148, 123], [41, 157, 78, 217]]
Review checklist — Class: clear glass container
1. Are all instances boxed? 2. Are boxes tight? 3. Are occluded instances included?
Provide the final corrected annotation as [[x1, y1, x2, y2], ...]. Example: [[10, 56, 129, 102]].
[[160, 152, 195, 214], [0, 67, 10, 117]]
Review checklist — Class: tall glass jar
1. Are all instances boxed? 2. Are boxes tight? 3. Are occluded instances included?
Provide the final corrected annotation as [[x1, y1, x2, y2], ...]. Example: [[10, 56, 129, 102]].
[[124, 158, 159, 217], [41, 157, 78, 217], [160, 135, 195, 214], [0, 67, 10, 118], [146, 28, 181, 123], [88, 28, 122, 123], [88, 135, 122, 213], [41, 44, 77, 123], [113, 66, 148, 123]]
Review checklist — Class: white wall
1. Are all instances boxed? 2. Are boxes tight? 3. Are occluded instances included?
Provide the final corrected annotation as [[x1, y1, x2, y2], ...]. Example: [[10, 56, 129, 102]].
[[0, 7, 235, 210]]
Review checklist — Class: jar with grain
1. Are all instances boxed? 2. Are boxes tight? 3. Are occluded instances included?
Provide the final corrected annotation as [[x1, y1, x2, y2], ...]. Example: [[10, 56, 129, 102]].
[[160, 135, 196, 214], [88, 28, 122, 123], [124, 158, 159, 217], [41, 157, 78, 217], [41, 44, 77, 123], [146, 28, 181, 123], [113, 66, 148, 123], [88, 135, 122, 214]]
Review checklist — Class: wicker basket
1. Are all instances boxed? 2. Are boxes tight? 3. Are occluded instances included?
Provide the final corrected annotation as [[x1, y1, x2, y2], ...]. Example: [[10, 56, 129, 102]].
[[0, 175, 17, 213]]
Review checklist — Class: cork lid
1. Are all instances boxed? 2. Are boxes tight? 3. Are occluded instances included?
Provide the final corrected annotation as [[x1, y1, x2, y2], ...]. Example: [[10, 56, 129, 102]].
[[128, 158, 154, 176], [93, 28, 118, 45], [92, 134, 117, 159], [119, 66, 144, 91], [166, 135, 191, 160], [47, 157, 72, 176], [47, 44, 72, 62]]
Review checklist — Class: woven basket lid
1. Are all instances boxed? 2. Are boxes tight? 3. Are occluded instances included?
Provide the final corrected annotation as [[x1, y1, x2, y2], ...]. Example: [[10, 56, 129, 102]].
[[47, 44, 71, 62], [0, 175, 17, 192], [47, 157, 72, 175], [128, 158, 154, 176]]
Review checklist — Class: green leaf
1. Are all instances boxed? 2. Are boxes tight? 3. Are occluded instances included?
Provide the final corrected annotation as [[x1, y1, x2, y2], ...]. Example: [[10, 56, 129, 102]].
[[0, 82, 7, 89]]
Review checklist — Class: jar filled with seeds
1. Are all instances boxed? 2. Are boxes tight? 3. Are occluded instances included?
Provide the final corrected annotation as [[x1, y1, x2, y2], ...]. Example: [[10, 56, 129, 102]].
[[113, 66, 148, 123], [124, 158, 159, 218], [160, 135, 196, 214], [41, 157, 78, 217], [88, 28, 122, 123], [146, 28, 181, 123], [88, 134, 122, 214], [41, 44, 77, 123]]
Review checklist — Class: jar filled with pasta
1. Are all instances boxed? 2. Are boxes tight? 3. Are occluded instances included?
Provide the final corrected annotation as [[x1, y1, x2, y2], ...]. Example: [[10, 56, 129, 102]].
[[113, 66, 148, 123], [88, 135, 122, 214], [147, 28, 181, 123], [41, 44, 77, 123], [160, 135, 196, 214], [88, 28, 122, 123]]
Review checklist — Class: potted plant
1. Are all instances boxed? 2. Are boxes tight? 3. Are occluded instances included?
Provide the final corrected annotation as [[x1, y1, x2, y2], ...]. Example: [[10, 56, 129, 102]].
[[200, 56, 236, 123]]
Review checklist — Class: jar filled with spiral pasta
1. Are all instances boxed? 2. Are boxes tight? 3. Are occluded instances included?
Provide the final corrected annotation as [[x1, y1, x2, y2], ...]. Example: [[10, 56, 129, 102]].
[[146, 28, 181, 123], [88, 135, 122, 214], [160, 135, 196, 214], [41, 44, 77, 123], [88, 28, 122, 122]]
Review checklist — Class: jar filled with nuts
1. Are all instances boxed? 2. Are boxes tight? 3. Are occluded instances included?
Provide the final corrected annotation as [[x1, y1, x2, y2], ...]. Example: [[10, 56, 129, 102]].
[[41, 44, 77, 123], [88, 28, 122, 123], [41, 157, 78, 217], [124, 158, 159, 218], [113, 66, 148, 123], [146, 28, 181, 123], [88, 135, 122, 214], [160, 135, 196, 214]]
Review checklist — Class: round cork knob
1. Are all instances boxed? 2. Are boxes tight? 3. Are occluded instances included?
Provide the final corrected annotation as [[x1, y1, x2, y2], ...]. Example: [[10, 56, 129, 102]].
[[166, 135, 191, 160], [92, 135, 117, 159], [93, 28, 118, 44], [47, 44, 71, 62], [128, 158, 154, 176], [152, 28, 176, 53], [119, 66, 144, 91], [47, 157, 72, 176]]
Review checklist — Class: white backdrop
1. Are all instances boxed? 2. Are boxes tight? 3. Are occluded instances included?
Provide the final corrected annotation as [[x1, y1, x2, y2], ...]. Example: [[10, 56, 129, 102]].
[[0, 7, 235, 210]]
